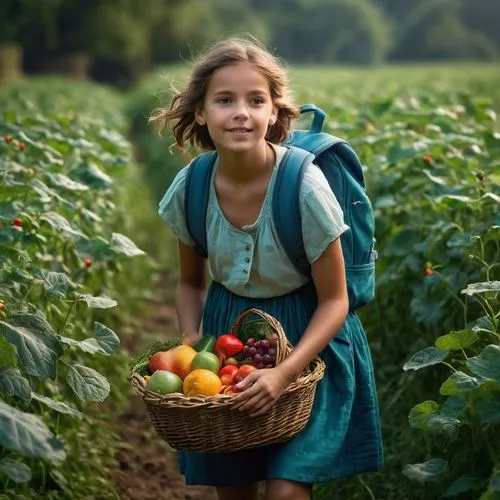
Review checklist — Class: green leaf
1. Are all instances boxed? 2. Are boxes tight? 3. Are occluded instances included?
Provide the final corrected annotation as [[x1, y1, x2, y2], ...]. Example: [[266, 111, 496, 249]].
[[440, 371, 483, 396], [476, 390, 500, 424], [0, 366, 31, 402], [35, 271, 76, 300], [435, 330, 479, 351], [443, 476, 485, 498], [461, 281, 500, 296], [110, 233, 145, 257], [0, 314, 63, 379], [61, 322, 120, 355], [409, 400, 439, 430], [41, 212, 87, 239], [403, 347, 449, 371], [467, 345, 500, 383], [74, 293, 117, 309], [66, 364, 110, 402], [31, 393, 82, 418], [403, 458, 448, 484], [0, 459, 32, 484], [0, 336, 17, 369], [46, 173, 89, 192], [71, 161, 113, 189], [0, 401, 66, 463]]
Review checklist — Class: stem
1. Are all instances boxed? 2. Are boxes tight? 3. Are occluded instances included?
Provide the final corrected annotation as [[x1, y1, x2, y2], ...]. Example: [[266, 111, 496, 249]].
[[461, 349, 468, 360], [59, 301, 76, 335], [437, 272, 465, 311], [441, 362, 457, 373], [357, 475, 376, 500]]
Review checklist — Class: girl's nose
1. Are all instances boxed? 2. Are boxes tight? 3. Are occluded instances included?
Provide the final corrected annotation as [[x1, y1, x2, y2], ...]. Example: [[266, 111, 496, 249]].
[[233, 101, 249, 120]]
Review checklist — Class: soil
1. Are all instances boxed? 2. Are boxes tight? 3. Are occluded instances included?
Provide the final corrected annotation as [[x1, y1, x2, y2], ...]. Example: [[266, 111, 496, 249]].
[[110, 292, 220, 500]]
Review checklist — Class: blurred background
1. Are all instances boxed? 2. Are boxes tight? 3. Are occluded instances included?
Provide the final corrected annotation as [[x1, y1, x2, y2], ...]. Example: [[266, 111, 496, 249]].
[[1, 0, 499, 87]]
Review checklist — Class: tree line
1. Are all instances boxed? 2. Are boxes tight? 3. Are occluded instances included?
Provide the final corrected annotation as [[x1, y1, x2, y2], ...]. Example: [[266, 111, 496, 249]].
[[0, 0, 498, 86]]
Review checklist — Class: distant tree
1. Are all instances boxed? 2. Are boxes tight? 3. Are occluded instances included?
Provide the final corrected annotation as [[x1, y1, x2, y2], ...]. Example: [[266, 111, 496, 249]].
[[271, 0, 391, 64], [459, 0, 500, 51], [391, 0, 498, 61]]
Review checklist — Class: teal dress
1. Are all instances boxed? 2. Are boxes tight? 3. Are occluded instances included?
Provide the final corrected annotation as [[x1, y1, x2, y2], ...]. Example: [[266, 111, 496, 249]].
[[158, 146, 384, 486]]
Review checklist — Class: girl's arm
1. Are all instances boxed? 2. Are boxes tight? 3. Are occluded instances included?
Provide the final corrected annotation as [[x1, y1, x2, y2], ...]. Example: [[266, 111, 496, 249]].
[[176, 240, 207, 343], [277, 237, 349, 382], [231, 237, 348, 416]]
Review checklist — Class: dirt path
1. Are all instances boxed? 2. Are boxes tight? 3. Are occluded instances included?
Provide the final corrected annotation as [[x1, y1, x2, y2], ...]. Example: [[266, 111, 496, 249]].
[[110, 292, 219, 500]]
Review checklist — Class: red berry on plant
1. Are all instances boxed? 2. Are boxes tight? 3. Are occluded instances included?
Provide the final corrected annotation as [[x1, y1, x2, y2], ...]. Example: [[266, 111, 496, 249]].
[[424, 267, 433, 276], [18, 142, 25, 150], [12, 218, 22, 227], [4, 135, 12, 143], [84, 258, 92, 268], [422, 155, 432, 165]]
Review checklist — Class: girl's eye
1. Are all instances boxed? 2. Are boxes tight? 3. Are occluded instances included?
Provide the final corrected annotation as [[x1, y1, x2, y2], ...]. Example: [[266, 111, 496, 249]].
[[217, 97, 232, 104], [251, 97, 265, 105]]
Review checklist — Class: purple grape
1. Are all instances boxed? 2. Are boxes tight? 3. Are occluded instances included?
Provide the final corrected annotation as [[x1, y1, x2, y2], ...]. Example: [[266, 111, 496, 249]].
[[256, 347, 264, 356], [253, 353, 262, 364], [268, 347, 276, 357], [243, 346, 250, 356], [256, 362, 265, 369], [246, 338, 255, 347], [254, 340, 262, 348], [247, 346, 256, 356], [261, 339, 270, 350], [269, 334, 279, 346], [263, 354, 272, 365]]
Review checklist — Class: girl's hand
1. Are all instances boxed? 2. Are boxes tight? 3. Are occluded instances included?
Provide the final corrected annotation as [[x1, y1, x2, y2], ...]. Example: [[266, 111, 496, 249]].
[[182, 330, 201, 346], [230, 367, 292, 418]]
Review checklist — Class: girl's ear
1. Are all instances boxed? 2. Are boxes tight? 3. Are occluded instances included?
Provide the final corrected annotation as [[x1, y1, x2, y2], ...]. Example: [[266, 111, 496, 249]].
[[269, 106, 278, 126], [195, 107, 206, 126]]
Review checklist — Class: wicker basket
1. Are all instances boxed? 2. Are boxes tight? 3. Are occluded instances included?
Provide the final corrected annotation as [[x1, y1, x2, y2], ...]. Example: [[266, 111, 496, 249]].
[[131, 308, 325, 453]]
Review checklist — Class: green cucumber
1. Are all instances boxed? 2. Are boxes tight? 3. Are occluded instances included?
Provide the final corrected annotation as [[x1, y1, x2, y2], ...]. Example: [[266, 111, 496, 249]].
[[193, 335, 216, 353]]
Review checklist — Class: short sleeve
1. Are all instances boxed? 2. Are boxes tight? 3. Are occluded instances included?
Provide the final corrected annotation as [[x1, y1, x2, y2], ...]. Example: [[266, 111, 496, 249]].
[[158, 166, 196, 246], [299, 164, 350, 264]]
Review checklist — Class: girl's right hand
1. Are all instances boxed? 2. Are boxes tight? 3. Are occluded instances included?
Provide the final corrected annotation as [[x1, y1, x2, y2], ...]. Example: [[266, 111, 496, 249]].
[[182, 330, 201, 346]]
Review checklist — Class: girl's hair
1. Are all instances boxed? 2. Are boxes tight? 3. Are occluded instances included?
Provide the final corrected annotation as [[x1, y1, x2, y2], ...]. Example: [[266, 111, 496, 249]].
[[149, 37, 299, 150]]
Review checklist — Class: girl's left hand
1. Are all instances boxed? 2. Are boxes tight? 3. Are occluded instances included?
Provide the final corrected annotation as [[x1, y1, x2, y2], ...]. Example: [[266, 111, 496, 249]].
[[231, 367, 291, 418]]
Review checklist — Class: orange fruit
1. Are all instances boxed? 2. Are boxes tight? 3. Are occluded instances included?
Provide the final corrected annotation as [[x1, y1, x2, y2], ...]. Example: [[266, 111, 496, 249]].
[[170, 345, 197, 380], [183, 369, 222, 397]]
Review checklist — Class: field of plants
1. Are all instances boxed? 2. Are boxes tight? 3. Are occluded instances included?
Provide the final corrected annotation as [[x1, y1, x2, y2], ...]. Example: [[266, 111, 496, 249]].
[[1, 62, 499, 500]]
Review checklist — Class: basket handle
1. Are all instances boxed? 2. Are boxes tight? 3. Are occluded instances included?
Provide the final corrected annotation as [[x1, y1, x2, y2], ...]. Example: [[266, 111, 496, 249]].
[[229, 308, 290, 365]]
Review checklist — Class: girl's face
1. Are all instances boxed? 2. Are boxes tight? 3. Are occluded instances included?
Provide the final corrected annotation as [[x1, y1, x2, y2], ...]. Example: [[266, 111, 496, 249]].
[[195, 61, 278, 155]]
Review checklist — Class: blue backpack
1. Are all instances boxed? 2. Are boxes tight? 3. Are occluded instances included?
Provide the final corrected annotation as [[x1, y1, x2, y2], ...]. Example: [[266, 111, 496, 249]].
[[184, 104, 377, 311]]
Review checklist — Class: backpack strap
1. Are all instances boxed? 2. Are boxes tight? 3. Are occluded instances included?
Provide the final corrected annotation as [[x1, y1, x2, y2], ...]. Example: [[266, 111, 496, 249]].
[[272, 146, 315, 276], [184, 151, 217, 258]]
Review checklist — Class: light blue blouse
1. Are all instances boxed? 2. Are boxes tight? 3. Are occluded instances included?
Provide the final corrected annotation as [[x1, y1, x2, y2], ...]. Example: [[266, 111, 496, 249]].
[[158, 146, 349, 298]]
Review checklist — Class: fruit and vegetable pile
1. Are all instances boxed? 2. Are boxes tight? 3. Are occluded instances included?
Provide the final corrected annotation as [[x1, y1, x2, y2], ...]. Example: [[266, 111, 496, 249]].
[[133, 319, 280, 398]]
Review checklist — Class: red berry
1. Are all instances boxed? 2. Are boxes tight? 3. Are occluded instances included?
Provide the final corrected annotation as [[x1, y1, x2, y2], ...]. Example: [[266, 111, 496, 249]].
[[84, 258, 92, 268], [4, 135, 12, 143], [424, 267, 433, 276], [18, 142, 25, 150], [422, 155, 432, 165], [12, 218, 22, 227]]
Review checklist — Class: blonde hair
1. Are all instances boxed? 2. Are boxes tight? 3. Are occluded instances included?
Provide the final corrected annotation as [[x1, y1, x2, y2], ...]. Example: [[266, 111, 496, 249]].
[[149, 37, 299, 150]]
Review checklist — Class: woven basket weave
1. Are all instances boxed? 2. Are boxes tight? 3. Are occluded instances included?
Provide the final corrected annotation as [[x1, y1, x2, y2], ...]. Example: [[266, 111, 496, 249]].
[[131, 308, 325, 453]]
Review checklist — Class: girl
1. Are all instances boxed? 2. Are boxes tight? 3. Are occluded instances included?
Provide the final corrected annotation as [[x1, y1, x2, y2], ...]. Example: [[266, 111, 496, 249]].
[[151, 37, 383, 500]]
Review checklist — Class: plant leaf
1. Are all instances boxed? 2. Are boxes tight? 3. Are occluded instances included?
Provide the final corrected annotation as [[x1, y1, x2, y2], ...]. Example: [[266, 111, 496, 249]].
[[30, 393, 83, 418], [467, 345, 500, 383], [443, 476, 485, 498], [74, 293, 117, 309], [66, 364, 110, 402], [461, 281, 500, 296], [475, 390, 500, 425], [0, 459, 32, 483], [110, 233, 145, 257], [440, 371, 483, 396], [41, 212, 87, 239], [403, 347, 449, 371], [0, 366, 31, 402], [46, 173, 89, 192], [435, 330, 479, 351], [403, 458, 448, 484], [0, 314, 63, 379], [0, 401, 66, 463], [35, 271, 76, 300]]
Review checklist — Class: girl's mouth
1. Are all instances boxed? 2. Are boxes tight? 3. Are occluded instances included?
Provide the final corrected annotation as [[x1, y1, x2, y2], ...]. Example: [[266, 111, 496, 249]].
[[227, 128, 251, 134]]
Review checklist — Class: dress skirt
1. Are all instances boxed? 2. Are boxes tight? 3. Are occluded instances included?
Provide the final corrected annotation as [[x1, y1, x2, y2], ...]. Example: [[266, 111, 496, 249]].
[[177, 281, 384, 486]]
